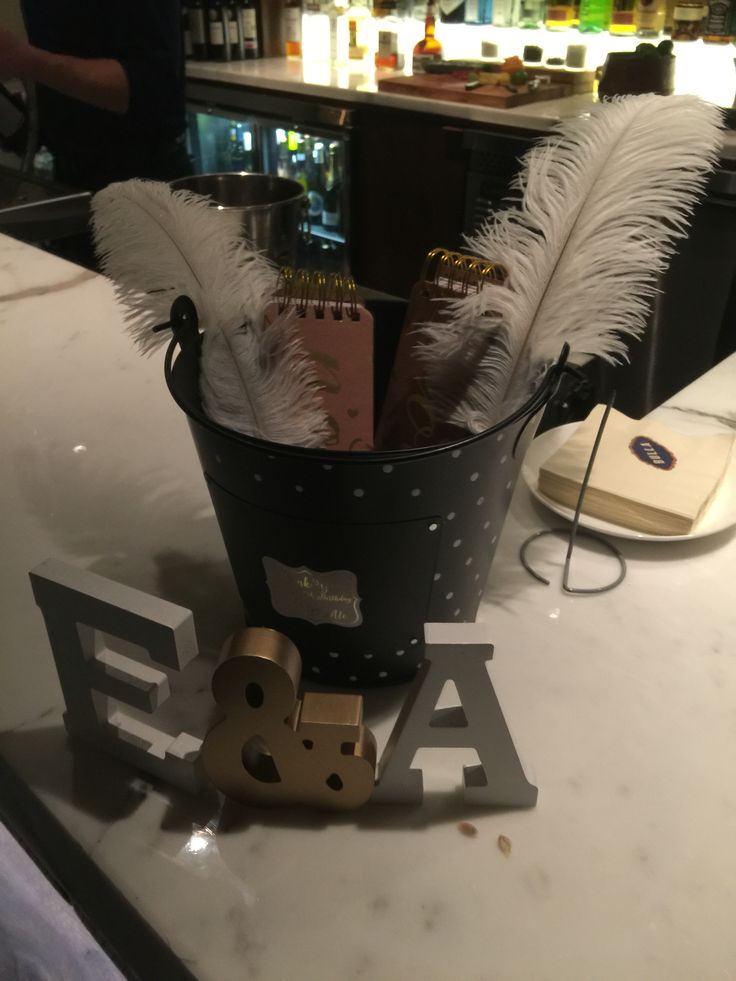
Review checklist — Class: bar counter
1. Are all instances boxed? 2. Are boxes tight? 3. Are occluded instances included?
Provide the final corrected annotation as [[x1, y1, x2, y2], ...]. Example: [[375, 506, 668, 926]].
[[1, 233, 735, 979], [185, 55, 736, 158], [187, 54, 600, 134]]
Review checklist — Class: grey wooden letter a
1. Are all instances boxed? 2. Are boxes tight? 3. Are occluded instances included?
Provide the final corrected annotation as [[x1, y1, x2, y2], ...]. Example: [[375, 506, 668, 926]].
[[372, 623, 538, 807]]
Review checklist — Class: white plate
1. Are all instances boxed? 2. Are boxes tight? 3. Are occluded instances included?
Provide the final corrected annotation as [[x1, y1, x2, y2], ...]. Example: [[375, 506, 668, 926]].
[[521, 421, 736, 542]]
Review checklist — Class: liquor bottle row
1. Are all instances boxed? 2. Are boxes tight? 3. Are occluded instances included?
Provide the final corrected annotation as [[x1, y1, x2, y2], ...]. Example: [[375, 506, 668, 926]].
[[531, 0, 732, 39], [183, 1, 261, 62], [274, 0, 734, 57], [434, 0, 732, 39]]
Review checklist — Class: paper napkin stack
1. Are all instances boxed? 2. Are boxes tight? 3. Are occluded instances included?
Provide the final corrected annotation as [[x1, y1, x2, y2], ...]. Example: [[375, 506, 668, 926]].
[[538, 405, 735, 535]]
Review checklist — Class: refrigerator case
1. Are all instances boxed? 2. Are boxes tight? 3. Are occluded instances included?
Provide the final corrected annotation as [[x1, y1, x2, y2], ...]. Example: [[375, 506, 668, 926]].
[[185, 104, 350, 272], [185, 109, 258, 175]]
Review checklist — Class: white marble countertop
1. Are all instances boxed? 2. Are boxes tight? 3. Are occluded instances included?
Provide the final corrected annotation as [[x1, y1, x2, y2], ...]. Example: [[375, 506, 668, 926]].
[[185, 56, 736, 159], [186, 55, 599, 133], [1, 233, 736, 980]]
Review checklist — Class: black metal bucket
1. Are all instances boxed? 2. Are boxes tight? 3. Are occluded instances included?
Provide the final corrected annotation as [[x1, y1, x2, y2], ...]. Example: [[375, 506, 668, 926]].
[[165, 316, 567, 686]]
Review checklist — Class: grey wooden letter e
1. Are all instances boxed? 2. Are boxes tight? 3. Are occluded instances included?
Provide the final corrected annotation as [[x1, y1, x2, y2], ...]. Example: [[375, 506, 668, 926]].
[[373, 623, 538, 807], [29, 558, 203, 793]]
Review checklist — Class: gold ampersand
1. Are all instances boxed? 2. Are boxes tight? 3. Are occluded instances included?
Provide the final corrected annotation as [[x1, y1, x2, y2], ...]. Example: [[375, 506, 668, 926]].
[[201, 628, 376, 810]]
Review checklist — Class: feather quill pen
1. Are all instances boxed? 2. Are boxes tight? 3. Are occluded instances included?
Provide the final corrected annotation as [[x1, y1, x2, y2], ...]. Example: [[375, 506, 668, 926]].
[[92, 180, 329, 447], [417, 95, 723, 432]]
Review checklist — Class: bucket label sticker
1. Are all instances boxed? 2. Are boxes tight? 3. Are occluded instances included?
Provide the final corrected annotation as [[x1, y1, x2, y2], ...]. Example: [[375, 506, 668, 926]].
[[263, 557, 363, 628]]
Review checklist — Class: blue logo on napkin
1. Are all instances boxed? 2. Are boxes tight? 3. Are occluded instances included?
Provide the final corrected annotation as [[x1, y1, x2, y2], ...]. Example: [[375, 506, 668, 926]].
[[629, 436, 676, 471]]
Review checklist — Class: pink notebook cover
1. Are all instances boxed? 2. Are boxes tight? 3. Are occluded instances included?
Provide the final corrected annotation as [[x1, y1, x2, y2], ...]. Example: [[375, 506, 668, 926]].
[[264, 301, 375, 451]]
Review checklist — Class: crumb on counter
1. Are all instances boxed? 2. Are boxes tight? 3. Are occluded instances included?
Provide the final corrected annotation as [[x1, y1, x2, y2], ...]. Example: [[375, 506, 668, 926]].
[[458, 821, 478, 837], [497, 834, 512, 857]]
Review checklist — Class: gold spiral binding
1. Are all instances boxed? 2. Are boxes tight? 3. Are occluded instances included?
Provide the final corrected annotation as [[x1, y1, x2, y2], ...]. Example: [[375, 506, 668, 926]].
[[446, 253, 468, 293], [294, 268, 312, 315], [311, 271, 327, 318], [420, 248, 508, 294], [343, 276, 359, 322], [325, 272, 342, 320], [275, 266, 294, 313], [275, 267, 361, 322]]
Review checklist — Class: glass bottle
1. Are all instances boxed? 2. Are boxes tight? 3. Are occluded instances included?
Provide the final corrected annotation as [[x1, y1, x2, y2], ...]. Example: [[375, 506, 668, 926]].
[[609, 0, 636, 32], [663, 0, 676, 27], [439, 0, 467, 22], [579, 0, 612, 29], [322, 143, 341, 231], [228, 122, 249, 170], [493, 0, 520, 25], [346, 0, 373, 61], [465, 0, 493, 21], [518, 0, 547, 27], [207, 1, 230, 61], [545, 1, 577, 28], [634, 0, 665, 33], [518, 0, 547, 26], [182, 6, 193, 60], [188, 0, 209, 60], [226, 0, 243, 59], [286, 128, 300, 175], [307, 139, 326, 222], [330, 2, 350, 63], [670, 0, 705, 36], [414, 0, 443, 68], [304, 1, 332, 60], [284, 0, 303, 57], [275, 130, 290, 178], [702, 0, 734, 40], [238, 0, 260, 58], [33, 145, 55, 181], [293, 137, 309, 191], [374, 1, 404, 69]]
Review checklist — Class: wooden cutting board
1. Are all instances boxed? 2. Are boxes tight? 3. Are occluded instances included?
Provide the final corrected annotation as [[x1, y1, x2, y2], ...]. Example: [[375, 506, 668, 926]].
[[377, 72, 569, 109]]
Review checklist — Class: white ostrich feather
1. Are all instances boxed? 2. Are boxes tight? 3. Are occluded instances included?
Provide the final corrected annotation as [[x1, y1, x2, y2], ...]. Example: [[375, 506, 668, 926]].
[[92, 179, 276, 352], [417, 95, 723, 432], [92, 179, 329, 447], [200, 308, 331, 447]]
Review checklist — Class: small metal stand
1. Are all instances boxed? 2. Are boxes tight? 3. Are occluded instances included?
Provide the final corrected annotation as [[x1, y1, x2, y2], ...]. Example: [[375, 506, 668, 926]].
[[520, 394, 626, 595]]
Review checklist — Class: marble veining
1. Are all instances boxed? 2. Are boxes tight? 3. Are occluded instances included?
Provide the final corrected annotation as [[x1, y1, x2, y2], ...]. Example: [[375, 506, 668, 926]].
[[0, 267, 96, 304], [1, 233, 736, 980], [665, 403, 736, 431]]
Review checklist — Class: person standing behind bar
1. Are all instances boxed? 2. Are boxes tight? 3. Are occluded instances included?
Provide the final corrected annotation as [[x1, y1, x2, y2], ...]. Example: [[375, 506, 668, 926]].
[[0, 1, 192, 191]]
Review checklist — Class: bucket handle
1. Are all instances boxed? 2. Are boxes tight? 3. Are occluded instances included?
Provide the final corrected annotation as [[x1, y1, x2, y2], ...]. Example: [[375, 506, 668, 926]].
[[509, 344, 587, 459]]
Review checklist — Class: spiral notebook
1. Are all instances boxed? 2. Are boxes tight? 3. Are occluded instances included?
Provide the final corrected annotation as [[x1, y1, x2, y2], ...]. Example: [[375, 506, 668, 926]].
[[375, 249, 507, 450], [264, 269, 375, 451]]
